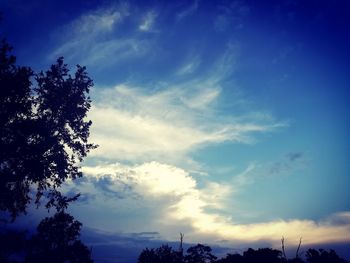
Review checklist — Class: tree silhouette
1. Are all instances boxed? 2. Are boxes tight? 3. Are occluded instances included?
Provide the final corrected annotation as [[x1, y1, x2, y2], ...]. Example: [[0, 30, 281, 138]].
[[0, 36, 96, 262], [0, 229, 27, 262], [139, 243, 350, 263], [185, 244, 217, 263], [138, 248, 159, 263], [216, 253, 244, 263], [0, 39, 96, 220], [242, 248, 284, 263], [138, 244, 182, 263], [305, 248, 347, 263], [25, 211, 93, 263]]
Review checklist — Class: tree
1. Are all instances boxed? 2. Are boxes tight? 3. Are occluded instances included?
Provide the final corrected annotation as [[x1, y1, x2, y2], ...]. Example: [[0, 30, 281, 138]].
[[155, 244, 183, 263], [305, 248, 347, 263], [0, 40, 96, 220], [185, 244, 217, 263], [138, 248, 159, 263], [0, 229, 27, 262], [243, 248, 284, 263], [216, 253, 244, 263], [26, 211, 93, 263], [138, 245, 182, 263]]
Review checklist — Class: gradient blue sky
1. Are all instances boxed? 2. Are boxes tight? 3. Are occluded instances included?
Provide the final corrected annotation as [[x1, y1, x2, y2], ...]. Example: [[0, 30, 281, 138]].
[[1, 0, 350, 261]]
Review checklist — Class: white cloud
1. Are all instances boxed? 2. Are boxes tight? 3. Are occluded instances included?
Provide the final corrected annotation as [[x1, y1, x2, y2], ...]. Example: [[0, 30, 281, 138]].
[[83, 162, 196, 197], [75, 7, 124, 34], [75, 161, 234, 237], [88, 84, 280, 165], [86, 43, 281, 165], [39, 0, 350, 253], [139, 11, 157, 32], [71, 162, 350, 248]]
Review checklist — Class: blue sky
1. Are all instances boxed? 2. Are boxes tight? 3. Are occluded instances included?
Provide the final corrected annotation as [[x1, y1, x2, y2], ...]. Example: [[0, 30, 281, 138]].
[[1, 0, 350, 261]]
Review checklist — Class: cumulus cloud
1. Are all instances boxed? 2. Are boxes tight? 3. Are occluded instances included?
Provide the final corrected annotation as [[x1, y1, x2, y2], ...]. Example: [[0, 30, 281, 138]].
[[76, 161, 235, 239], [67, 162, 350, 248]]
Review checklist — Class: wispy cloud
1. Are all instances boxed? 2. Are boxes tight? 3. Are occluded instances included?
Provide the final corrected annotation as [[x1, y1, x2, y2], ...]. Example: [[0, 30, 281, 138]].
[[49, 3, 155, 68], [83, 41, 284, 169], [176, 0, 199, 21], [73, 6, 125, 34], [176, 56, 201, 75], [214, 1, 250, 32], [139, 11, 158, 32], [88, 83, 281, 165], [81, 38, 150, 66], [230, 152, 309, 190]]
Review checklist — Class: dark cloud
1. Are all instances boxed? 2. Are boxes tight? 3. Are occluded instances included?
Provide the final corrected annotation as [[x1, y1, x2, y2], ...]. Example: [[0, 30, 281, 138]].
[[88, 176, 140, 200], [64, 186, 96, 204], [267, 152, 305, 176], [286, 152, 303, 161]]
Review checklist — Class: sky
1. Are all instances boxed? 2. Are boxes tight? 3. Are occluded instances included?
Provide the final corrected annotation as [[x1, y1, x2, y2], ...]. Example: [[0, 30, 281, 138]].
[[1, 0, 350, 262]]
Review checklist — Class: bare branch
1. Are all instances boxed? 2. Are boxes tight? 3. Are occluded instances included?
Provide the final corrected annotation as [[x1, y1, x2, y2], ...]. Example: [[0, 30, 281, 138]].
[[281, 236, 287, 259], [179, 232, 184, 253], [296, 237, 302, 258]]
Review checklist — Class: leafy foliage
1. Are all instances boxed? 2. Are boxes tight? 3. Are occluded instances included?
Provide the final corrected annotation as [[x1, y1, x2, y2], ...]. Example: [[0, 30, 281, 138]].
[[0, 40, 96, 220]]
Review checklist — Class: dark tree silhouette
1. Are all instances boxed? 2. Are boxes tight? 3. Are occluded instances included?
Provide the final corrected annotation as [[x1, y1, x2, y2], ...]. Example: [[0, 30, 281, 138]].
[[0, 40, 96, 220], [185, 244, 217, 263], [305, 248, 347, 263], [138, 243, 349, 263], [138, 248, 159, 263], [156, 244, 183, 263], [138, 244, 182, 263], [0, 229, 27, 262], [243, 248, 283, 263], [288, 258, 305, 263], [25, 211, 93, 263], [216, 253, 244, 263]]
